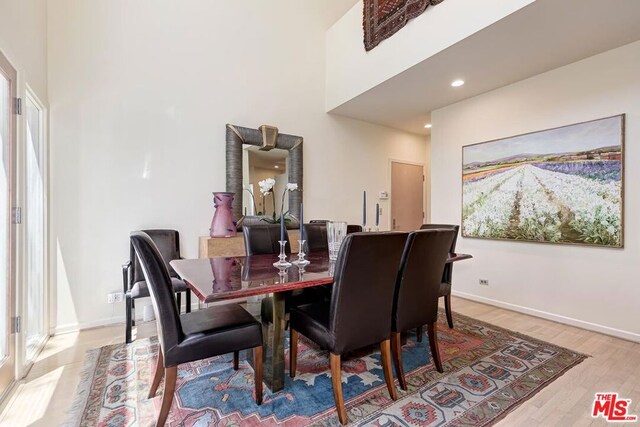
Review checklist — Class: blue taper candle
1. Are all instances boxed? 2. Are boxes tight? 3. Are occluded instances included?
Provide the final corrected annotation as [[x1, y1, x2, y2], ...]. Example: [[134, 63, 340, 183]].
[[376, 203, 379, 227], [299, 203, 304, 240], [363, 191, 367, 227], [280, 210, 285, 242]]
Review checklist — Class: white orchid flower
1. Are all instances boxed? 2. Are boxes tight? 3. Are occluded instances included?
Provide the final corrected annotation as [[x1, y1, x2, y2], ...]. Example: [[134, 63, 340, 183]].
[[286, 183, 298, 191], [258, 178, 276, 195]]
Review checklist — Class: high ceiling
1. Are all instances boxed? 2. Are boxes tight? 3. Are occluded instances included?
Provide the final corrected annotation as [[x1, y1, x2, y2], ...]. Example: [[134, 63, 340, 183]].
[[322, 0, 360, 29], [329, 0, 640, 135]]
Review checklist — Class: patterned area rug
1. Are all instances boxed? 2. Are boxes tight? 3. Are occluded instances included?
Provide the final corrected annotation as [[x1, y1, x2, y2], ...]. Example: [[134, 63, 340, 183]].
[[66, 311, 587, 426], [363, 0, 447, 51]]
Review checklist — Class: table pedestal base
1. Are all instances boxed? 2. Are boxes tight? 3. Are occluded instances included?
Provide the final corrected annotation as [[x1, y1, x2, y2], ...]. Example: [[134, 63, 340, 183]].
[[248, 292, 286, 392]]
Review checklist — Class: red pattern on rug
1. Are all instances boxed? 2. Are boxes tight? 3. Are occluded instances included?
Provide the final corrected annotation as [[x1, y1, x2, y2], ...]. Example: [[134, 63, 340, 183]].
[[67, 310, 587, 426], [363, 0, 447, 51]]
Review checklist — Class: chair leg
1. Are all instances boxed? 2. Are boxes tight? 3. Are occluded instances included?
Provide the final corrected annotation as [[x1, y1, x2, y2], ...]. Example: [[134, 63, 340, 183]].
[[444, 294, 454, 329], [176, 292, 182, 314], [427, 322, 444, 373], [289, 328, 298, 378], [185, 290, 191, 313], [330, 353, 347, 425], [233, 351, 239, 370], [148, 349, 164, 398], [380, 339, 398, 401], [390, 332, 407, 391], [253, 346, 263, 405], [156, 366, 177, 427], [125, 296, 133, 344], [416, 325, 423, 342], [131, 298, 136, 327]]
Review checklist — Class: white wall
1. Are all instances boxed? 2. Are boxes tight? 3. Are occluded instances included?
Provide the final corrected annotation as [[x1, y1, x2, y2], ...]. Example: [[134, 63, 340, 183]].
[[0, 0, 48, 101], [325, 0, 534, 111], [431, 41, 640, 342], [47, 0, 427, 331]]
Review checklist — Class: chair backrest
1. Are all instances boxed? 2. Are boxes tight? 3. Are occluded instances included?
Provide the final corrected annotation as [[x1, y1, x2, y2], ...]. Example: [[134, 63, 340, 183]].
[[130, 229, 180, 283], [130, 231, 183, 354], [303, 223, 328, 252], [420, 224, 459, 282], [243, 224, 291, 256], [393, 229, 456, 332], [329, 232, 408, 354], [346, 224, 363, 234]]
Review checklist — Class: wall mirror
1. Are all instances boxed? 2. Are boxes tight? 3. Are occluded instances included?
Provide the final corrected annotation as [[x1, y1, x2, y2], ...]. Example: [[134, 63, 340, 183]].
[[242, 147, 289, 217], [226, 124, 303, 227]]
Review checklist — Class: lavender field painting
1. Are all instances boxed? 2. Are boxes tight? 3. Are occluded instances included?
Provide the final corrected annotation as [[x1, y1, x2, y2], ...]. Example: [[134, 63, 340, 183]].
[[462, 115, 624, 247]]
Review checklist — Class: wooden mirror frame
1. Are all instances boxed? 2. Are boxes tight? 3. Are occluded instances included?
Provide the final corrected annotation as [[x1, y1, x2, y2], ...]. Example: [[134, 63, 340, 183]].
[[226, 124, 303, 222]]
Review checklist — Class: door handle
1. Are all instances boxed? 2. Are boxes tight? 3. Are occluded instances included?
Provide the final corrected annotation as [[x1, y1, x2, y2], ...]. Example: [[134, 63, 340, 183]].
[[393, 218, 397, 230]]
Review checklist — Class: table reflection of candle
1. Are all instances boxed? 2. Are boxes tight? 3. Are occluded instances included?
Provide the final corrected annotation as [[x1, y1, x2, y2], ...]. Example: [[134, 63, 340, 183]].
[[277, 266, 289, 283]]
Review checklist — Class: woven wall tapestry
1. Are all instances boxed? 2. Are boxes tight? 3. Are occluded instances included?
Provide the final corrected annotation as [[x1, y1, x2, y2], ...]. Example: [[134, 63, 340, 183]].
[[363, 0, 446, 51]]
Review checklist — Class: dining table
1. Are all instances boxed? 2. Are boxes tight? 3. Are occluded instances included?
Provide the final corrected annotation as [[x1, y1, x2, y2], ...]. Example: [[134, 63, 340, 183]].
[[170, 251, 472, 392]]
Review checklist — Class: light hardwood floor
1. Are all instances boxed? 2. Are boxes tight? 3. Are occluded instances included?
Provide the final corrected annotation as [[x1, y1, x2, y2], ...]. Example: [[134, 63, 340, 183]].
[[0, 297, 638, 426]]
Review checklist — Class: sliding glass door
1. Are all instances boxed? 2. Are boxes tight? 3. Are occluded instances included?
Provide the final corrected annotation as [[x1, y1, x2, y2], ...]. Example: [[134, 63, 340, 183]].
[[0, 50, 17, 397], [24, 92, 46, 363]]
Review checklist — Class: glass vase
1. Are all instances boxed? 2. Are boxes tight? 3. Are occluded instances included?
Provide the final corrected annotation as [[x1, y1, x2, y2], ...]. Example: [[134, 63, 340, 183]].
[[327, 221, 347, 261]]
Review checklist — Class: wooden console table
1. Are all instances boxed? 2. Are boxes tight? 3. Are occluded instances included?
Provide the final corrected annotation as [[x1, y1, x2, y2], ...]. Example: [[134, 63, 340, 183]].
[[199, 230, 301, 258]]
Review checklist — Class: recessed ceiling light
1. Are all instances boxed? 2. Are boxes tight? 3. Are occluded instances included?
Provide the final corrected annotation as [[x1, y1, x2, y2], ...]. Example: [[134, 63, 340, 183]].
[[274, 165, 280, 169], [424, 124, 432, 129], [451, 79, 465, 87]]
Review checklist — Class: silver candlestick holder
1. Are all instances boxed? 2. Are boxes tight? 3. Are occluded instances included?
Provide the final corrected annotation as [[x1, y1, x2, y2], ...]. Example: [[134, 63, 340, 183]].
[[291, 239, 310, 267], [273, 240, 292, 268]]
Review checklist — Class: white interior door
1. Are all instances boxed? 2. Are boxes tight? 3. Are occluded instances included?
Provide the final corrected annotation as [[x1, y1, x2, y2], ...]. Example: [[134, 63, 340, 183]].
[[391, 161, 425, 231], [0, 50, 17, 397]]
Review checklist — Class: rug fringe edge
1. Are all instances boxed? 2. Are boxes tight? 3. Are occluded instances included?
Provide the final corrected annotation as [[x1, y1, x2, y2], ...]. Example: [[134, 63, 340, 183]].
[[61, 347, 101, 427]]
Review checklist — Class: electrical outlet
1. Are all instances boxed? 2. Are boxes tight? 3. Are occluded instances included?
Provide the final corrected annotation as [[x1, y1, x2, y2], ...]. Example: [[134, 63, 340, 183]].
[[479, 279, 489, 286], [107, 292, 124, 304]]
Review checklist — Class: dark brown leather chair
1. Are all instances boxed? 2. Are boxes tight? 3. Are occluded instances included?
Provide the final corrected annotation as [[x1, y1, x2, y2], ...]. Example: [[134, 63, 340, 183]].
[[289, 232, 408, 425], [420, 224, 460, 329], [303, 223, 328, 252], [347, 224, 363, 234], [303, 223, 361, 252], [130, 232, 263, 427], [122, 229, 191, 343], [391, 229, 456, 389], [243, 224, 291, 255]]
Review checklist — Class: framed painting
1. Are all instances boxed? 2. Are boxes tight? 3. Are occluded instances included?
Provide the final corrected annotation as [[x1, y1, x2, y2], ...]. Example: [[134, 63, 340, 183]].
[[462, 115, 624, 247]]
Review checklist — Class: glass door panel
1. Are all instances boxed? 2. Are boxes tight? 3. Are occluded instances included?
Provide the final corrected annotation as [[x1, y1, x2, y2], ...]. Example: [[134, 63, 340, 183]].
[[24, 95, 45, 362], [0, 50, 16, 397]]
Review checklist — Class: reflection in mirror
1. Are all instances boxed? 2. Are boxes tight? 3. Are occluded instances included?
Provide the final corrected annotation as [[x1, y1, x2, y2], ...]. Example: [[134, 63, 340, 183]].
[[242, 146, 289, 217]]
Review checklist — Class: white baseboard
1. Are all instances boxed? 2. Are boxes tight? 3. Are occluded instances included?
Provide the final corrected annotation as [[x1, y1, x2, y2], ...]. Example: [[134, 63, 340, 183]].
[[54, 316, 126, 335], [51, 300, 205, 335], [452, 290, 640, 343]]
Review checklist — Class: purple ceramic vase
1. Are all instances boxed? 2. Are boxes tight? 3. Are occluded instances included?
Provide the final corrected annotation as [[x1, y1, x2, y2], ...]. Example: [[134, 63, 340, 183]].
[[210, 192, 237, 238]]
